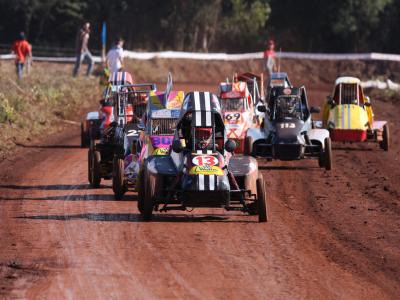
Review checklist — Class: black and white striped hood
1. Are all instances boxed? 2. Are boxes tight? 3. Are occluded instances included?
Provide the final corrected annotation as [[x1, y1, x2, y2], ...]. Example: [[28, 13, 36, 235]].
[[180, 92, 221, 126]]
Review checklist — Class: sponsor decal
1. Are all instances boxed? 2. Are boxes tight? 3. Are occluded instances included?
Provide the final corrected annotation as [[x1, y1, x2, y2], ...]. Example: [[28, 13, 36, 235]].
[[151, 109, 172, 118], [150, 135, 173, 147], [280, 122, 296, 129], [189, 166, 224, 176], [225, 112, 242, 123], [153, 147, 169, 155], [192, 155, 218, 166], [222, 91, 243, 98]]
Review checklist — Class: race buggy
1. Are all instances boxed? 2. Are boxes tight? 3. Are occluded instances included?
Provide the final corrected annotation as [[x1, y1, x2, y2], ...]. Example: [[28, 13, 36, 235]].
[[266, 72, 292, 101], [267, 72, 292, 90], [218, 73, 264, 153], [81, 71, 134, 148], [246, 86, 333, 170], [138, 91, 268, 222], [112, 74, 184, 199], [88, 71, 156, 188], [322, 76, 389, 151]]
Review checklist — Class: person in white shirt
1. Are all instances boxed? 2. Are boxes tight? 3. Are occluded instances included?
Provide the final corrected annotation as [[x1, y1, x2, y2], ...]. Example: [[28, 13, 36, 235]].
[[106, 38, 124, 73]]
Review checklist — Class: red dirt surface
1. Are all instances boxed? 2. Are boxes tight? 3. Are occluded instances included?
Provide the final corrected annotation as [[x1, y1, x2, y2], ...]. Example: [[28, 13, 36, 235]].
[[0, 82, 399, 299]]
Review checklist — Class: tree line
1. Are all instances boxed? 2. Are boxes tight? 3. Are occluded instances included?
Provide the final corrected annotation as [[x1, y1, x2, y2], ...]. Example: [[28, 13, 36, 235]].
[[0, 0, 399, 53]]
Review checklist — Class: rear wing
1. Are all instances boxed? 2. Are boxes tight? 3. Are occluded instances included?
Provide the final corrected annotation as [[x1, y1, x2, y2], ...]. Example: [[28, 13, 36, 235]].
[[114, 83, 157, 126], [236, 72, 265, 103]]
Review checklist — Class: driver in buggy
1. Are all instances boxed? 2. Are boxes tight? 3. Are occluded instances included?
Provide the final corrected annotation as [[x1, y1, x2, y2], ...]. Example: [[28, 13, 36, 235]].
[[275, 96, 303, 120], [195, 127, 213, 150]]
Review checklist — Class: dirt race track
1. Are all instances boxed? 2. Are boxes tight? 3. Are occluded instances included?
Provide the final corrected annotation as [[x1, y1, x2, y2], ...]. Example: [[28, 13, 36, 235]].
[[0, 83, 399, 299]]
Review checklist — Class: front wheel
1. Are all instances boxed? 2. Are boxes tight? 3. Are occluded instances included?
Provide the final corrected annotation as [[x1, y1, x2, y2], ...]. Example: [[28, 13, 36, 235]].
[[244, 136, 253, 156], [112, 157, 126, 200], [379, 124, 389, 151], [81, 123, 90, 148], [256, 175, 267, 222], [324, 137, 332, 171], [137, 168, 145, 214], [142, 172, 156, 221], [90, 150, 101, 188]]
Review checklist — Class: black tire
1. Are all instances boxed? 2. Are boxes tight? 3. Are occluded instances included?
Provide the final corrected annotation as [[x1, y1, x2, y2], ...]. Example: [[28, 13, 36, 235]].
[[137, 168, 145, 214], [318, 147, 324, 168], [244, 136, 253, 155], [256, 175, 267, 222], [87, 150, 91, 184], [90, 150, 101, 188], [142, 173, 155, 221], [81, 123, 89, 148], [112, 157, 126, 200], [379, 124, 389, 151], [324, 137, 332, 171]]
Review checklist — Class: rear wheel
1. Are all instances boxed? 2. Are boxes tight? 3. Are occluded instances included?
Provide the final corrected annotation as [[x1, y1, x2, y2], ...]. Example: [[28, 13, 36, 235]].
[[137, 168, 145, 214], [256, 174, 267, 222], [112, 157, 126, 200], [142, 173, 155, 221], [318, 147, 324, 168], [90, 150, 101, 188], [324, 137, 332, 171], [87, 150, 91, 184], [81, 123, 89, 148], [244, 136, 253, 155], [379, 124, 389, 151]]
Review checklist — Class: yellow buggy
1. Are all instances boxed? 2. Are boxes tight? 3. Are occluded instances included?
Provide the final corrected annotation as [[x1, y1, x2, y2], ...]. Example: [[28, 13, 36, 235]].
[[322, 76, 389, 151]]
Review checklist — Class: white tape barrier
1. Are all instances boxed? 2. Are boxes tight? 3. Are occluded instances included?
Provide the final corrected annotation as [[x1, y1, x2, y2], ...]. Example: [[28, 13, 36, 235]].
[[2, 51, 400, 62], [361, 79, 400, 91]]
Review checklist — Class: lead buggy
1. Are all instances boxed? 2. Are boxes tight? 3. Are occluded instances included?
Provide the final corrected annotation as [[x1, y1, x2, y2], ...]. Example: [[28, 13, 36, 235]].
[[138, 91, 268, 222]]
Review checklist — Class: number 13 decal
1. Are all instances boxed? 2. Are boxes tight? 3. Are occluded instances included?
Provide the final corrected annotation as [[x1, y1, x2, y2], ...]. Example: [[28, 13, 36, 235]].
[[192, 155, 218, 166]]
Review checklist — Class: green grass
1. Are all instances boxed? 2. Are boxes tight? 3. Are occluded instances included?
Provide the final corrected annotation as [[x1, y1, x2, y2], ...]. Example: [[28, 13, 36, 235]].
[[0, 61, 101, 158]]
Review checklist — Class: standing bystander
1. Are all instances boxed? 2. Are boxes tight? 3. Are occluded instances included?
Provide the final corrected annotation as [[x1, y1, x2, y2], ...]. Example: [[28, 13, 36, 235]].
[[263, 39, 276, 78], [106, 38, 125, 73], [11, 32, 32, 80], [73, 22, 93, 77]]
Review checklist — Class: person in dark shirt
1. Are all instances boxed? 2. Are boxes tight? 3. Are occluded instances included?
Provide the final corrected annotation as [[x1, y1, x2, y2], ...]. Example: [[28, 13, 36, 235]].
[[72, 22, 93, 77]]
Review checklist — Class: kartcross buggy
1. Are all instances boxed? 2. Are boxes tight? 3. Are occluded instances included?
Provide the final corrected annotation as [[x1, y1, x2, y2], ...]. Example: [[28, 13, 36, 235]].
[[322, 76, 389, 151], [246, 86, 333, 170], [88, 72, 156, 188], [81, 71, 134, 147], [138, 91, 268, 222], [112, 74, 184, 199], [218, 72, 265, 153]]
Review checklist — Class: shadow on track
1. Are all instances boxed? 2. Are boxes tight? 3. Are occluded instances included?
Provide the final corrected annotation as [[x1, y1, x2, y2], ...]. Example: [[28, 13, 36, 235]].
[[0, 194, 133, 202], [258, 165, 319, 171], [0, 184, 109, 190], [18, 213, 257, 223], [14, 142, 81, 149], [332, 146, 375, 152]]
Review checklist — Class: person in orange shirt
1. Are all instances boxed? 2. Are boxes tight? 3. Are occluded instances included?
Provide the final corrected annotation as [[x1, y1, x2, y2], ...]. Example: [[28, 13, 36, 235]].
[[11, 32, 32, 80]]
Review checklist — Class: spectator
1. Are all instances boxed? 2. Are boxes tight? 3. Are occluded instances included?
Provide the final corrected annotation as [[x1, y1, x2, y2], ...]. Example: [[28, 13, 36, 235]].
[[263, 39, 276, 77], [11, 32, 32, 80], [106, 38, 125, 73], [73, 22, 93, 77]]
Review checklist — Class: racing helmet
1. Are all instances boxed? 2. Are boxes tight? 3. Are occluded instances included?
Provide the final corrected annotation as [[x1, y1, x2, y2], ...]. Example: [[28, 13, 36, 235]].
[[195, 127, 213, 150]]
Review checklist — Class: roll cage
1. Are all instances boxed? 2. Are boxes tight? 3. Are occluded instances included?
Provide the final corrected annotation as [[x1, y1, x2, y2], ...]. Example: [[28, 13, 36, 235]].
[[268, 86, 310, 121]]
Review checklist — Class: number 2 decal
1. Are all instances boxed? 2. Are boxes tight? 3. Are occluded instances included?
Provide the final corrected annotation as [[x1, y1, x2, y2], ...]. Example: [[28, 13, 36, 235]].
[[280, 123, 296, 129], [127, 129, 139, 136]]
